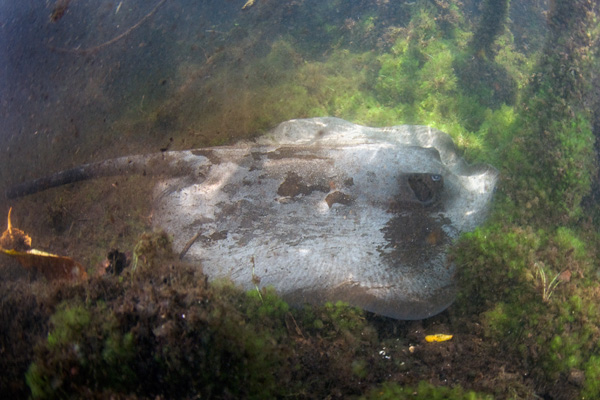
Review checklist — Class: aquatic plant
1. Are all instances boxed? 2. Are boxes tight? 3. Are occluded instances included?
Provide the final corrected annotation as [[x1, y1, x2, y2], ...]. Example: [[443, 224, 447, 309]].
[[26, 302, 136, 399], [469, 0, 511, 59], [361, 380, 494, 400], [583, 355, 600, 398], [24, 265, 295, 399], [131, 230, 172, 272], [452, 215, 600, 398], [533, 262, 562, 302], [503, 0, 598, 224]]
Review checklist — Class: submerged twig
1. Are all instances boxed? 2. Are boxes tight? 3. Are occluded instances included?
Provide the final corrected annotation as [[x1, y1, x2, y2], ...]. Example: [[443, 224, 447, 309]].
[[50, 0, 73, 22], [49, 0, 166, 55], [179, 231, 202, 260]]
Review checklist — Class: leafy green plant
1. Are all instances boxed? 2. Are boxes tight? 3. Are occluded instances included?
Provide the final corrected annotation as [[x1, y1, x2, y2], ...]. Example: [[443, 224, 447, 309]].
[[534, 262, 562, 302]]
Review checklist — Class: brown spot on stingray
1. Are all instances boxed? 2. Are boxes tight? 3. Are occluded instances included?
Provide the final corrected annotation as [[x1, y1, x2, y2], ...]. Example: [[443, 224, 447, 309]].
[[277, 172, 329, 197], [267, 147, 327, 160], [379, 211, 450, 270], [191, 149, 221, 164], [325, 191, 353, 207]]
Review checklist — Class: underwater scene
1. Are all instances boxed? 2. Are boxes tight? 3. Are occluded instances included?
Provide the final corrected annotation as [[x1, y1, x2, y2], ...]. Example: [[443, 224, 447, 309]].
[[0, 0, 599, 398]]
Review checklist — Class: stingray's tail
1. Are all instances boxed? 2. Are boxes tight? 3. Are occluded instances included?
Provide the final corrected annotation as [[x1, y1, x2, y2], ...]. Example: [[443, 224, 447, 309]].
[[6, 151, 196, 199]]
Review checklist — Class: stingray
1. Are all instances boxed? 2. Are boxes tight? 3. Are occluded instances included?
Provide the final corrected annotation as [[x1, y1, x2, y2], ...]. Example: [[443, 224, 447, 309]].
[[6, 117, 498, 319]]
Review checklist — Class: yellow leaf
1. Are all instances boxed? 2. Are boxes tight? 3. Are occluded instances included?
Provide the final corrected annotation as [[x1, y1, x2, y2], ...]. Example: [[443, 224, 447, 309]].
[[242, 0, 255, 10], [425, 334, 453, 343]]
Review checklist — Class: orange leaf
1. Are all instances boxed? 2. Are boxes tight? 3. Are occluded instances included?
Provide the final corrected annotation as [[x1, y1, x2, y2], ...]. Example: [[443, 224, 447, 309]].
[[0, 208, 31, 251], [0, 208, 87, 281]]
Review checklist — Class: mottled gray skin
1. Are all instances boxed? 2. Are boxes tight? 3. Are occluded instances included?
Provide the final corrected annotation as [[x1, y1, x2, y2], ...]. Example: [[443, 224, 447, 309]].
[[152, 117, 498, 319], [6, 117, 498, 319]]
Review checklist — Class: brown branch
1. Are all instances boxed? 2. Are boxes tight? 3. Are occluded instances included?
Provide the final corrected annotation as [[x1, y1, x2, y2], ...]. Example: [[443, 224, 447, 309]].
[[49, 0, 167, 55]]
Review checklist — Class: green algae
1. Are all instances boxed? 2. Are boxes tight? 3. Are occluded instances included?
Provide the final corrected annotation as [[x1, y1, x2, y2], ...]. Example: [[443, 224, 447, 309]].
[[20, 262, 382, 399], [469, 0, 511, 59], [26, 301, 136, 399], [132, 230, 173, 272], [24, 265, 293, 399], [362, 381, 494, 400]]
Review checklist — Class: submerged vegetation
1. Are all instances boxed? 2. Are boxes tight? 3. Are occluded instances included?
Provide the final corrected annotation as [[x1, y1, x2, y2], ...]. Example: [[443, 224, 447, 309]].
[[1, 0, 600, 398]]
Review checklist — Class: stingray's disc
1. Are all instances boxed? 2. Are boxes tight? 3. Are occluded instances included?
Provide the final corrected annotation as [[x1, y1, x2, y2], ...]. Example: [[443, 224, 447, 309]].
[[154, 117, 498, 319]]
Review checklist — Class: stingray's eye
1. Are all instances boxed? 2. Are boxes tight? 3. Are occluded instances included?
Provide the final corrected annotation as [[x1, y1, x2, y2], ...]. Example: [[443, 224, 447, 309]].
[[407, 173, 444, 206]]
